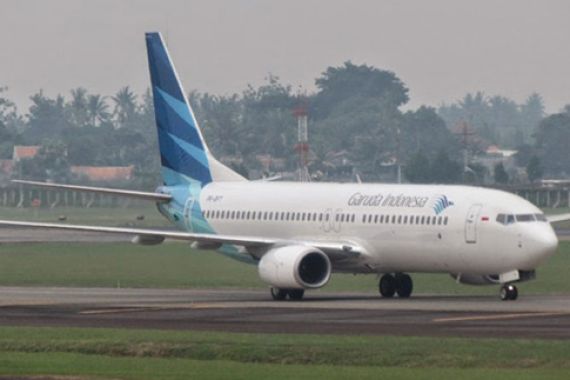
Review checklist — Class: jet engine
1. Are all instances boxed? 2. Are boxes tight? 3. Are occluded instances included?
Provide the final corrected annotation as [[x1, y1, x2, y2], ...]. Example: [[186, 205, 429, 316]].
[[258, 245, 331, 289]]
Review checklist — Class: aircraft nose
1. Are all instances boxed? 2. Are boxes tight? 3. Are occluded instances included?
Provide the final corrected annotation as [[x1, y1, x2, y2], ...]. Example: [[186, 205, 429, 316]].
[[532, 227, 558, 258]]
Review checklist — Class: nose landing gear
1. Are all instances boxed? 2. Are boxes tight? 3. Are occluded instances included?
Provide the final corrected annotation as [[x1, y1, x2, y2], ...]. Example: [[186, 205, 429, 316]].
[[500, 284, 518, 301]]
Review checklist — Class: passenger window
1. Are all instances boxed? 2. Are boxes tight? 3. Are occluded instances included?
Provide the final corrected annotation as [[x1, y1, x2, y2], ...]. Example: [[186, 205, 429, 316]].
[[444, 216, 448, 225], [403, 215, 408, 224], [397, 215, 402, 224], [319, 213, 323, 222], [437, 216, 442, 225], [374, 215, 379, 223]]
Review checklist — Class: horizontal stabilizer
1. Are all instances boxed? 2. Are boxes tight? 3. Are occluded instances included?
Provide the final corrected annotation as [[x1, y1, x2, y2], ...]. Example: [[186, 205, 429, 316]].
[[12, 180, 171, 202]]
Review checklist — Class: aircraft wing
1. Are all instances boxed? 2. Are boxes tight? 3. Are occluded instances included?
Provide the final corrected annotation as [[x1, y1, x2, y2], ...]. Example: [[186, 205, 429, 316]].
[[0, 220, 363, 261], [547, 213, 570, 224], [11, 180, 171, 202]]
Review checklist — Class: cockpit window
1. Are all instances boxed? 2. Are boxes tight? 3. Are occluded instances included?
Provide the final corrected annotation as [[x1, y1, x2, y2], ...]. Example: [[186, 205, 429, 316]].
[[498, 213, 546, 224], [516, 214, 536, 222], [496, 214, 515, 225]]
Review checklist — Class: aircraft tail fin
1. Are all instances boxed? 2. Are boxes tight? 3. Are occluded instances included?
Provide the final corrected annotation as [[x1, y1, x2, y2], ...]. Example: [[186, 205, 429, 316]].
[[145, 32, 245, 186]]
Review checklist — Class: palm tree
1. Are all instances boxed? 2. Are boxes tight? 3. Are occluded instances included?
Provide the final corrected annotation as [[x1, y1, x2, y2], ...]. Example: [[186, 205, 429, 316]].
[[112, 86, 137, 128], [70, 87, 89, 127], [87, 94, 110, 126]]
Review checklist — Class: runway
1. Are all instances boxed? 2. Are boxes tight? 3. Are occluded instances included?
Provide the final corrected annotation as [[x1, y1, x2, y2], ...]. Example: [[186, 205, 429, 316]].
[[0, 287, 569, 339]]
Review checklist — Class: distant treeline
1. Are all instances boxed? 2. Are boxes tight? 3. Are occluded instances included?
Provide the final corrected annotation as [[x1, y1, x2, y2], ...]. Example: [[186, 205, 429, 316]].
[[1, 61, 569, 187]]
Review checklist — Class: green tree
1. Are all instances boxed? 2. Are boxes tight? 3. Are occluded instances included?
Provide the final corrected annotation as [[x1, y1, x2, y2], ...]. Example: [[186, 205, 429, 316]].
[[0, 86, 22, 158], [430, 150, 462, 184], [69, 87, 89, 128], [112, 86, 137, 128], [526, 155, 543, 183], [493, 162, 509, 184], [404, 151, 431, 183], [313, 61, 409, 118], [438, 91, 543, 147], [534, 112, 570, 175], [86, 94, 110, 126], [25, 91, 71, 142]]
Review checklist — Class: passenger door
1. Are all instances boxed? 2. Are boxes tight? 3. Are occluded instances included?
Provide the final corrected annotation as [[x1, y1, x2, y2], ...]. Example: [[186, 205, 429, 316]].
[[465, 204, 482, 244]]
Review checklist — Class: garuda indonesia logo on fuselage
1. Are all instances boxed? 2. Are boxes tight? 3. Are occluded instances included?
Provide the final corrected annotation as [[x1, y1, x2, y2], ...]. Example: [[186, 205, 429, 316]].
[[432, 195, 454, 215]]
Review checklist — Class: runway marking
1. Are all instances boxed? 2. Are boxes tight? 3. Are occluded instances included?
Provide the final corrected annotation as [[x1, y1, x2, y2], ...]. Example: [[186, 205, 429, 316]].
[[79, 307, 163, 315], [433, 312, 566, 323], [78, 303, 227, 315]]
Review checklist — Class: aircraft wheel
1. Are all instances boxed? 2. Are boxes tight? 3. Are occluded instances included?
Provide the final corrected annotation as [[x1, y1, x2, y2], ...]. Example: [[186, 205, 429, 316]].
[[379, 274, 396, 298], [288, 289, 305, 301], [395, 273, 413, 298], [270, 287, 287, 301], [500, 284, 518, 301]]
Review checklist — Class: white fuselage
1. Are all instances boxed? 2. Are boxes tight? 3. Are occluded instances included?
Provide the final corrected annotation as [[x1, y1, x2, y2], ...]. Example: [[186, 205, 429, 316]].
[[184, 182, 558, 276]]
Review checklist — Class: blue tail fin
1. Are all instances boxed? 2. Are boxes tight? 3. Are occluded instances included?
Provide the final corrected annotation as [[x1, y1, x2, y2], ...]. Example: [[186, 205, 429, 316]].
[[146, 32, 213, 187]]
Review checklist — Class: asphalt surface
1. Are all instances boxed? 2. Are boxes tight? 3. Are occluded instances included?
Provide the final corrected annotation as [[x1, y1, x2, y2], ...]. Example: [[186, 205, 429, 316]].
[[0, 287, 569, 339]]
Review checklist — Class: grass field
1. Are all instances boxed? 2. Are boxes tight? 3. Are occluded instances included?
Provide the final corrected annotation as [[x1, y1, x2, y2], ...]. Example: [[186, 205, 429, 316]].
[[0, 327, 568, 380], [0, 241, 568, 295]]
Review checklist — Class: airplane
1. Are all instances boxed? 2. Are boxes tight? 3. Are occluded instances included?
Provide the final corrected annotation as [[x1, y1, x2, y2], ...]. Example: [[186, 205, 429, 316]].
[[1, 32, 568, 302]]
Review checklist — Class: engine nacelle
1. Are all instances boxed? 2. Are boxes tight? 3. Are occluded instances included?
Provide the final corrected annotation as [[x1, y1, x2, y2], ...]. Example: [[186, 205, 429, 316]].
[[258, 245, 331, 289]]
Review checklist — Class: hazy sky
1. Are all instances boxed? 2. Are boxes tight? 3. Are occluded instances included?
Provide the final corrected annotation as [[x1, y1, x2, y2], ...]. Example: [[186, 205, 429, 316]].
[[1, 0, 569, 113]]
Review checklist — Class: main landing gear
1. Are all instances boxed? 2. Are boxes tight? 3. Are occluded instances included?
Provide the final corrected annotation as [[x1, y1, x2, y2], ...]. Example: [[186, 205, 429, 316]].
[[500, 284, 518, 301], [270, 287, 305, 301], [379, 273, 413, 298]]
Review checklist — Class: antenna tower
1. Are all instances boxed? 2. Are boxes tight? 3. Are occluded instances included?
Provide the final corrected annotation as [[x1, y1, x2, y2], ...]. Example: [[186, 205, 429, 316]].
[[293, 100, 310, 182]]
